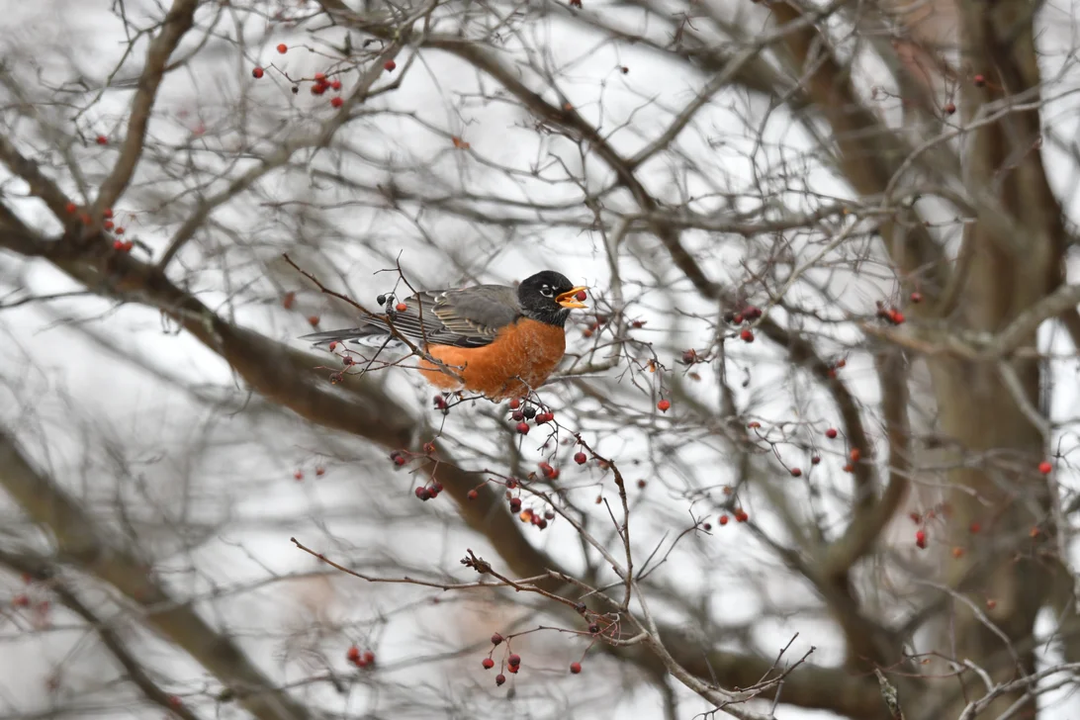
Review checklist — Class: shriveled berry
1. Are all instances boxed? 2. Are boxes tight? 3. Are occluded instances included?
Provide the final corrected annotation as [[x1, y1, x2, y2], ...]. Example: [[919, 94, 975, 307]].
[[509, 498, 521, 512]]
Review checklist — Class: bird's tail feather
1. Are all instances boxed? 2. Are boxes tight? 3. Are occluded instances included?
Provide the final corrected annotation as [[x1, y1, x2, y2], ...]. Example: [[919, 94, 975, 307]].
[[300, 320, 409, 351]]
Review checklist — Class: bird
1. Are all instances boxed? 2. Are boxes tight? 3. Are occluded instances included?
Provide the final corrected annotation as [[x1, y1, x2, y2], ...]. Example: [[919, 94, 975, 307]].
[[301, 270, 588, 400]]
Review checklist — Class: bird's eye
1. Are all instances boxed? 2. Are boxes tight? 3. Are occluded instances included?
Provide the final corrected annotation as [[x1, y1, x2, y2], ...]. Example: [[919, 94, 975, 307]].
[[540, 286, 554, 298]]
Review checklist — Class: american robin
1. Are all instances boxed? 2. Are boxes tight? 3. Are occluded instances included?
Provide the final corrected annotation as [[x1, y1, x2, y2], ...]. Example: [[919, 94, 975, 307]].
[[302, 270, 587, 400]]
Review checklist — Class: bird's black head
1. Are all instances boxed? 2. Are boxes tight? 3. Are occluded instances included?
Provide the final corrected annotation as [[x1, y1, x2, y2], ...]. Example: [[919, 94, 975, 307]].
[[518, 271, 587, 326]]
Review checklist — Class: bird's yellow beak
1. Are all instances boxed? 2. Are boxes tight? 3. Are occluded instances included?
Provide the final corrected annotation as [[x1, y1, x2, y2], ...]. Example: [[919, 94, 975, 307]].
[[556, 286, 588, 309]]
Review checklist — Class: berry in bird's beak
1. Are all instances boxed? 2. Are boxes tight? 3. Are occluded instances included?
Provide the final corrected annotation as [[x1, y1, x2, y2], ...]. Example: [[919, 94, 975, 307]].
[[556, 286, 588, 308]]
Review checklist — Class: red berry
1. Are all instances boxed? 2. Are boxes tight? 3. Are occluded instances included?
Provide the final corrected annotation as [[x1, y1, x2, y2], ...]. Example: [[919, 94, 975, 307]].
[[314, 72, 326, 81], [915, 530, 927, 549], [384, 59, 397, 72], [910, 291, 923, 303], [735, 509, 748, 523], [507, 654, 521, 667], [252, 67, 264, 78], [569, 662, 582, 674], [811, 455, 821, 465], [114, 226, 125, 235], [362, 650, 375, 664], [330, 96, 343, 108], [495, 673, 506, 686], [113, 240, 125, 251], [574, 289, 587, 302], [516, 421, 529, 434], [95, 135, 107, 145], [347, 646, 360, 662], [308, 315, 320, 326], [1039, 461, 1052, 475], [574, 452, 587, 465], [395, 302, 408, 312], [293, 469, 303, 481], [850, 448, 861, 462], [328, 341, 338, 351], [102, 208, 113, 218], [790, 467, 802, 477], [311, 84, 327, 95], [509, 398, 520, 409], [103, 220, 114, 230], [331, 79, 342, 91], [467, 489, 479, 500], [64, 202, 77, 214], [482, 657, 494, 669], [718, 515, 728, 526], [740, 328, 754, 342], [12, 594, 29, 608], [973, 74, 986, 87], [944, 102, 956, 115], [890, 310, 905, 324], [969, 522, 981, 534], [277, 43, 288, 54], [825, 428, 838, 439], [657, 399, 671, 412], [315, 466, 325, 476], [491, 633, 504, 645]]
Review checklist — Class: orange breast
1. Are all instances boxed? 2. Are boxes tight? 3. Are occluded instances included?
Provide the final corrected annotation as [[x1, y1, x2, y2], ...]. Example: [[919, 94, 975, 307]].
[[419, 318, 567, 400]]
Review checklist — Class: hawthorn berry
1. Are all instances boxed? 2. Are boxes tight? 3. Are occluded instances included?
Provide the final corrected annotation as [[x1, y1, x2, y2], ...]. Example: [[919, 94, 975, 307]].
[[507, 654, 521, 668], [516, 421, 530, 434], [574, 289, 587, 302], [657, 399, 671, 412], [734, 509, 748, 523], [347, 646, 360, 662], [362, 650, 375, 665], [114, 226, 125, 235], [509, 497, 522, 512], [509, 398, 521, 410], [482, 657, 494, 669], [308, 315, 320, 326], [495, 673, 506, 686], [569, 662, 582, 674], [740, 328, 754, 342], [811, 455, 821, 465], [718, 515, 729, 526], [588, 622, 600, 633], [910, 291, 923, 303], [102, 208, 113, 219], [512, 411, 524, 421], [277, 43, 288, 54], [65, 202, 77, 214], [95, 135, 107, 145], [850, 448, 861, 462], [467, 489, 479, 500], [330, 96, 343, 108], [522, 406, 536, 419], [574, 451, 587, 465], [415, 487, 430, 501], [790, 467, 802, 477], [973, 74, 986, 87], [944, 102, 956, 115], [293, 470, 303, 481], [491, 633, 504, 645], [507, 664, 519, 674], [252, 67, 264, 78], [384, 59, 397, 72], [825, 428, 838, 439], [915, 530, 927, 549], [395, 302, 408, 312], [1039, 461, 1052, 475], [315, 466, 325, 476], [969, 522, 981, 534], [621, 66, 629, 74], [331, 79, 342, 91], [703, 522, 712, 530]]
